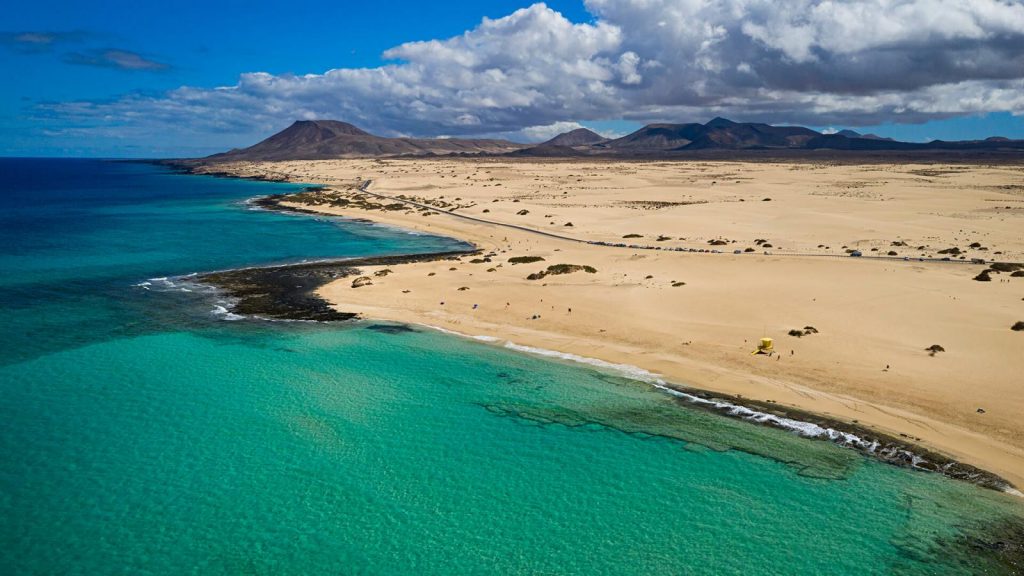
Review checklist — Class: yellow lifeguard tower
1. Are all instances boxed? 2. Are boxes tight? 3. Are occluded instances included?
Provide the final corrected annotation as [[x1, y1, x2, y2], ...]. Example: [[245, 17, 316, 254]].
[[753, 337, 774, 355]]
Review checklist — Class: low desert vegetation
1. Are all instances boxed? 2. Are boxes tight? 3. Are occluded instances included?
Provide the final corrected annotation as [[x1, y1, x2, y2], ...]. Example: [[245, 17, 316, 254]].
[[508, 256, 545, 265], [527, 264, 597, 280]]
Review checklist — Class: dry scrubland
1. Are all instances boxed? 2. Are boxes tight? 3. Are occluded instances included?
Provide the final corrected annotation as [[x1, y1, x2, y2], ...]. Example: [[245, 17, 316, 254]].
[[201, 158, 1024, 486]]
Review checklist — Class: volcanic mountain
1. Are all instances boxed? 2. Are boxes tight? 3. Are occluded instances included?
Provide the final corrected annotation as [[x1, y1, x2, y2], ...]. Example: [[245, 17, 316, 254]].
[[204, 118, 1024, 161], [205, 120, 526, 161], [513, 117, 822, 155], [605, 117, 822, 150], [541, 128, 608, 147], [836, 129, 893, 141], [512, 117, 1024, 156], [503, 127, 610, 158]]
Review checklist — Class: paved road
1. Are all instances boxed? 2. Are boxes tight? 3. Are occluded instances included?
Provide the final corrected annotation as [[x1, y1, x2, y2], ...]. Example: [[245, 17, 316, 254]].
[[352, 179, 993, 267], [356, 179, 589, 245]]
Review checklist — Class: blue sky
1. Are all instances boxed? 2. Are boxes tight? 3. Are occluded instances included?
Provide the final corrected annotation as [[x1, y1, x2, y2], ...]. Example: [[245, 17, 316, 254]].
[[3, 0, 1024, 157]]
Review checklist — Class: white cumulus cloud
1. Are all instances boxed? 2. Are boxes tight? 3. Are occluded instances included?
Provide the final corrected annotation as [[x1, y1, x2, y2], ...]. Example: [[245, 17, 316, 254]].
[[38, 0, 1024, 151], [517, 121, 589, 141]]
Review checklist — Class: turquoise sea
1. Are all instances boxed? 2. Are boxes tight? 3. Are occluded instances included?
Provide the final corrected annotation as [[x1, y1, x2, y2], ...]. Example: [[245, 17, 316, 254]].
[[1, 158, 1022, 575]]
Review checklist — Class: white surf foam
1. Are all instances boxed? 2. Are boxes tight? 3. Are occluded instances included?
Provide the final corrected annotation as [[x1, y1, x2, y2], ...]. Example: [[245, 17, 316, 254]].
[[416, 327, 1019, 489], [211, 304, 244, 321], [148, 277, 176, 289], [422, 327, 824, 441], [423, 325, 506, 343], [501, 342, 664, 384]]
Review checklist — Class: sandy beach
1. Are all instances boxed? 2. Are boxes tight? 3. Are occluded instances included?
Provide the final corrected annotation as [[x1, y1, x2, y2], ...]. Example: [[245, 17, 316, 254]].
[[197, 157, 1024, 488]]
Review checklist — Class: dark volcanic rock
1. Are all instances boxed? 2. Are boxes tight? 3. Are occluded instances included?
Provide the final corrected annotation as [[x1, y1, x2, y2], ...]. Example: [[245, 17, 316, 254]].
[[660, 384, 1018, 492], [199, 250, 476, 321], [364, 323, 418, 334]]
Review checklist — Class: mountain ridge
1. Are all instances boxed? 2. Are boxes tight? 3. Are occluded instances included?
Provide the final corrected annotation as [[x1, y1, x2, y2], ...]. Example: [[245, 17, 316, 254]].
[[206, 120, 526, 161], [540, 128, 608, 147], [203, 118, 1024, 161], [515, 119, 1024, 156]]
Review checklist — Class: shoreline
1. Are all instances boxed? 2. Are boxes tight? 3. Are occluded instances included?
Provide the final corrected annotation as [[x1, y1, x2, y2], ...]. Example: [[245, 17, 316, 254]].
[[194, 187, 1020, 493], [197, 250, 478, 322], [419, 321, 1020, 492]]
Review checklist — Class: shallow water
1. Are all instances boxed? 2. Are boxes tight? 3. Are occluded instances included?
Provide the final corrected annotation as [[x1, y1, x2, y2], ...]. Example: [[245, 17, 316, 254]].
[[1, 159, 1021, 574]]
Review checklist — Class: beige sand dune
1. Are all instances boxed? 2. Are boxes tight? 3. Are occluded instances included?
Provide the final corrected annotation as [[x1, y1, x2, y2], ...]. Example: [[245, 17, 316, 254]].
[[198, 158, 1024, 487]]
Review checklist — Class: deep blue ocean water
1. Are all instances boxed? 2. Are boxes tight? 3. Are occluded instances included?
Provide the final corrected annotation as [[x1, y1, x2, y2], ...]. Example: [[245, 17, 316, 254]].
[[1, 158, 1022, 575]]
